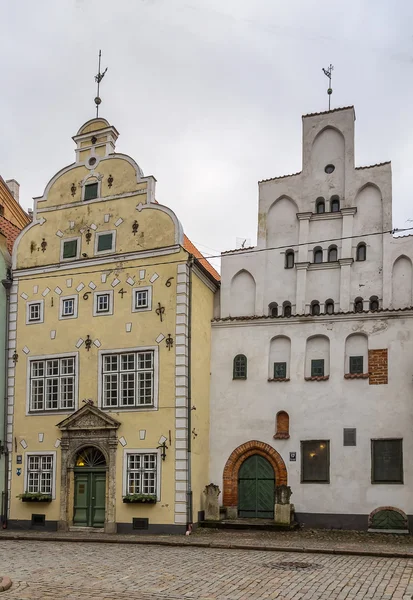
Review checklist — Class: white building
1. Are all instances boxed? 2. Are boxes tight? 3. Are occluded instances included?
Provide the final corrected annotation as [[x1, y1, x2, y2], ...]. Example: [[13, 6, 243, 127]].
[[210, 106, 413, 530]]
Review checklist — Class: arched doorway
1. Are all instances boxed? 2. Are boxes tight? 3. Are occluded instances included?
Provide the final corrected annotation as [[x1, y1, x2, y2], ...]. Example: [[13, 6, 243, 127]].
[[73, 447, 107, 528], [238, 455, 275, 518]]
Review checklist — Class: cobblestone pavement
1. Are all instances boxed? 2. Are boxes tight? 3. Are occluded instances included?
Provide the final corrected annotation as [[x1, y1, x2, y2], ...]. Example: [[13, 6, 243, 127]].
[[2, 540, 413, 599]]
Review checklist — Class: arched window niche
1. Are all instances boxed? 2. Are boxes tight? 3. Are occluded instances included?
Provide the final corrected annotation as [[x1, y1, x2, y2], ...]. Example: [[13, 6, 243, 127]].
[[344, 333, 368, 379], [305, 335, 330, 380], [325, 299, 335, 315], [369, 296, 379, 311], [230, 270, 256, 317], [310, 301, 320, 316], [282, 301, 292, 318], [316, 197, 325, 214], [268, 302, 278, 317], [328, 245, 338, 262], [274, 411, 290, 439], [285, 250, 295, 269], [356, 243, 366, 262], [268, 336, 291, 381], [313, 247, 323, 264], [330, 195, 340, 213], [354, 297, 364, 313]]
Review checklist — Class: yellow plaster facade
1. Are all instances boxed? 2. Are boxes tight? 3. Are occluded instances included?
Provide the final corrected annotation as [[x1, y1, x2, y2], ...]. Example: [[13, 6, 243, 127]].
[[8, 118, 218, 533]]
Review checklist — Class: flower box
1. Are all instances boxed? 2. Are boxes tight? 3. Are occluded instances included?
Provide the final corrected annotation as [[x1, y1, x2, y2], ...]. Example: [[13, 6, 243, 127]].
[[18, 494, 52, 503], [122, 494, 157, 504]]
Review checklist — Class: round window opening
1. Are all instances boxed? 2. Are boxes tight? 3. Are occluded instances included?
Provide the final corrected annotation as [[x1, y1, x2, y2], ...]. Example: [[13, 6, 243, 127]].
[[88, 157, 97, 166], [325, 164, 335, 174]]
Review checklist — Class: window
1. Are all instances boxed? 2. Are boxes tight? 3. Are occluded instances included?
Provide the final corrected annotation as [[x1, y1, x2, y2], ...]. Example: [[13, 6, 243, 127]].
[[233, 354, 247, 380], [283, 302, 292, 318], [60, 295, 78, 319], [268, 302, 278, 317], [328, 246, 338, 262], [311, 301, 320, 316], [356, 243, 366, 261], [343, 428, 357, 447], [26, 454, 54, 495], [84, 182, 98, 200], [93, 291, 113, 316], [301, 440, 330, 483], [330, 196, 340, 212], [370, 296, 379, 311], [316, 198, 325, 214], [274, 362, 287, 379], [102, 350, 155, 408], [313, 248, 323, 263], [372, 439, 403, 484], [354, 297, 364, 313], [285, 250, 294, 269], [325, 164, 335, 174], [311, 359, 324, 377], [132, 287, 152, 313], [95, 231, 116, 254], [126, 452, 158, 497], [325, 300, 334, 315], [61, 238, 79, 261], [349, 355, 363, 374], [26, 301, 43, 324], [29, 356, 76, 412]]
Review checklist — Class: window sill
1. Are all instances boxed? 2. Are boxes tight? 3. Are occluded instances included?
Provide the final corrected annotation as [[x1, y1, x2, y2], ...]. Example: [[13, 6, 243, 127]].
[[273, 433, 290, 440], [344, 373, 369, 379], [20, 496, 53, 503], [268, 378, 290, 382], [304, 375, 329, 381], [233, 377, 247, 381], [102, 405, 156, 411]]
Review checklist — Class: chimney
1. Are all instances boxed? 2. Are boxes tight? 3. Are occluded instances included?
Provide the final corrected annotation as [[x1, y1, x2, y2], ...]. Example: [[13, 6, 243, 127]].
[[5, 179, 20, 203]]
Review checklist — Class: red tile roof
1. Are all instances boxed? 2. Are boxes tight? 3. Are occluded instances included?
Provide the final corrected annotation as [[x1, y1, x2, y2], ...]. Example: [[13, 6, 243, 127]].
[[183, 235, 220, 282], [0, 216, 22, 254]]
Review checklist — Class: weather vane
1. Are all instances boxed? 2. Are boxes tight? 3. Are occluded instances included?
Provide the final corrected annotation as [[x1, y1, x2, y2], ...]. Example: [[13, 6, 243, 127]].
[[94, 50, 108, 117], [322, 64, 334, 111]]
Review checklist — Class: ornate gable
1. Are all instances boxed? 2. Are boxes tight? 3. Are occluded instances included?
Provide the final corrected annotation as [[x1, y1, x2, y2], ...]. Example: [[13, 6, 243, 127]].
[[57, 403, 120, 431]]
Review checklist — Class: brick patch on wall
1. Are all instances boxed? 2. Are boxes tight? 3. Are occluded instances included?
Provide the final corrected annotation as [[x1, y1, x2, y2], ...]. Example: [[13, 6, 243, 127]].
[[368, 349, 388, 385]]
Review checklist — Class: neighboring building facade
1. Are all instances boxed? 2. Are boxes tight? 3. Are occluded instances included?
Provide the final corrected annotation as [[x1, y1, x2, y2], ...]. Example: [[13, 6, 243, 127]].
[[0, 176, 30, 527], [210, 106, 413, 529], [7, 118, 218, 533]]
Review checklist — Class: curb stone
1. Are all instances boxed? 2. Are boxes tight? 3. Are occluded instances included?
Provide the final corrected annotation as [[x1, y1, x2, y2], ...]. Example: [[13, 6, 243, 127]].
[[0, 577, 12, 592], [2, 533, 413, 559]]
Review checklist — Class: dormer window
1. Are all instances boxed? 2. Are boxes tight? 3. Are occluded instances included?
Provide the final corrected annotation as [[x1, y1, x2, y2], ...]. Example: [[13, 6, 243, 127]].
[[84, 182, 98, 201], [316, 198, 325, 214]]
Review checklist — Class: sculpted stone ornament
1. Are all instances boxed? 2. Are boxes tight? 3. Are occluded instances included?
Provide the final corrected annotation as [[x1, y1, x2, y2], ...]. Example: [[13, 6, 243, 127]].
[[203, 483, 221, 521]]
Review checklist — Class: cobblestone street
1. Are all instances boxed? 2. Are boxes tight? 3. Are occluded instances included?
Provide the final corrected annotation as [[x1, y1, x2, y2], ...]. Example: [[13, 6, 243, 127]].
[[2, 540, 413, 599]]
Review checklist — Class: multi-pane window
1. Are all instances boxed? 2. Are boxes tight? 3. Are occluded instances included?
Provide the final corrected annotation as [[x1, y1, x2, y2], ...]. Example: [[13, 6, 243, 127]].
[[28, 302, 41, 322], [285, 251, 294, 269], [233, 354, 247, 380], [84, 182, 98, 200], [102, 351, 154, 408], [372, 439, 403, 483], [301, 440, 330, 483], [62, 297, 75, 317], [30, 357, 76, 412], [97, 293, 110, 313], [127, 453, 157, 495], [349, 356, 363, 374], [274, 362, 287, 379], [135, 289, 149, 309], [311, 359, 324, 377], [96, 232, 114, 253], [27, 455, 54, 495], [62, 239, 78, 260]]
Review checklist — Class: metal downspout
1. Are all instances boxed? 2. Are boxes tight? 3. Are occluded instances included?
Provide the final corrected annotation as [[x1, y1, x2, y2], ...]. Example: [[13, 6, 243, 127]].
[[1, 275, 12, 528], [186, 256, 193, 531]]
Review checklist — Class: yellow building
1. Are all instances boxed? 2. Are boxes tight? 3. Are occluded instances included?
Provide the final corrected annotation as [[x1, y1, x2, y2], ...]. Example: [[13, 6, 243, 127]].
[[7, 117, 219, 533]]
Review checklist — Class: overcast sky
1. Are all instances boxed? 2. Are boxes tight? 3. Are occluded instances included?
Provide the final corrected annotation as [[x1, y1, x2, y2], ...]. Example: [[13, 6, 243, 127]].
[[1, 0, 413, 270]]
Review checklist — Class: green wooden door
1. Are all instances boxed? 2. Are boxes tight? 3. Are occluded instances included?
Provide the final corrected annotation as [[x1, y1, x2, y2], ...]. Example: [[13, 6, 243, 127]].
[[238, 455, 275, 518], [74, 471, 106, 527]]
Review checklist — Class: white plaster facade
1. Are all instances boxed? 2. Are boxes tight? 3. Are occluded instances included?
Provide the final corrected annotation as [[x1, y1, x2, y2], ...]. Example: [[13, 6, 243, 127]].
[[210, 106, 413, 529]]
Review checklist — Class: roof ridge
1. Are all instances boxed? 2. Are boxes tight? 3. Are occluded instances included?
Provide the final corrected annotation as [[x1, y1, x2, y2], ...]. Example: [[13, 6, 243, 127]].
[[302, 106, 354, 118], [355, 161, 391, 170], [259, 171, 301, 184]]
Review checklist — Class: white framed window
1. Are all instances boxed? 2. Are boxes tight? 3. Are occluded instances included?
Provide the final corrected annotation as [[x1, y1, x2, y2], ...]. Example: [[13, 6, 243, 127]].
[[25, 452, 57, 498], [95, 230, 116, 255], [93, 290, 114, 316], [123, 449, 161, 499], [99, 347, 158, 410], [28, 354, 77, 413], [26, 300, 44, 325], [59, 295, 78, 320], [60, 237, 80, 262], [132, 286, 152, 313]]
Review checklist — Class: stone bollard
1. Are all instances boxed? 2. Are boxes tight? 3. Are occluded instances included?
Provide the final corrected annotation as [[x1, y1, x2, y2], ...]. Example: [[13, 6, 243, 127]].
[[274, 485, 293, 525], [203, 483, 221, 520]]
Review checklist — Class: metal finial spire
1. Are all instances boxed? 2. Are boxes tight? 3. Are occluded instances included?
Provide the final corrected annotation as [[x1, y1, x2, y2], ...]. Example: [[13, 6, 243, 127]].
[[94, 50, 108, 117], [322, 64, 334, 110]]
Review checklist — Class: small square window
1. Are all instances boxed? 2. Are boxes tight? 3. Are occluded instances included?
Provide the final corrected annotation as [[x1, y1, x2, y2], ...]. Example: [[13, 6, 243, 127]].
[[60, 296, 78, 320], [97, 294, 110, 313], [84, 182, 98, 200], [132, 287, 152, 313], [94, 291, 113, 316], [274, 362, 287, 379], [311, 359, 324, 377], [96, 232, 114, 253], [349, 356, 363, 374], [29, 303, 41, 322], [63, 240, 78, 260]]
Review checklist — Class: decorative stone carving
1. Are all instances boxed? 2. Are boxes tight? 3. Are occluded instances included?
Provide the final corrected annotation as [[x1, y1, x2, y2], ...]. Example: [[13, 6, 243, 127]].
[[274, 485, 294, 526], [274, 484, 292, 505], [203, 483, 221, 521]]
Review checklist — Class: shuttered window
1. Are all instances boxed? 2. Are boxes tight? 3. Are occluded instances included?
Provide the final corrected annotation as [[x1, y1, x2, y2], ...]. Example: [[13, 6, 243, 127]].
[[343, 428, 356, 446], [301, 440, 330, 483], [372, 439, 403, 483]]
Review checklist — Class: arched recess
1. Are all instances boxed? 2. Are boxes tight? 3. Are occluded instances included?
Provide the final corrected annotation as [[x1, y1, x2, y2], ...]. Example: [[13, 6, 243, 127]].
[[266, 196, 299, 248], [230, 270, 256, 316], [368, 506, 408, 530], [353, 184, 383, 235], [305, 335, 330, 378], [274, 411, 290, 439], [344, 333, 368, 376], [222, 441, 287, 507], [269, 336, 291, 379], [392, 255, 413, 309], [311, 127, 345, 189]]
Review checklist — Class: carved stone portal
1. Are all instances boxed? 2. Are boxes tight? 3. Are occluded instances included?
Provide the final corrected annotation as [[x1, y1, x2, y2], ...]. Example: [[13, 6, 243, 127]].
[[57, 404, 120, 533]]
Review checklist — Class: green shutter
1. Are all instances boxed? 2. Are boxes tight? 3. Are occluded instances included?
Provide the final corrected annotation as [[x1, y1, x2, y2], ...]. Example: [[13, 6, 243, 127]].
[[63, 240, 77, 259], [274, 362, 287, 378], [84, 182, 98, 200], [349, 356, 363, 374], [97, 233, 113, 252], [311, 359, 324, 377]]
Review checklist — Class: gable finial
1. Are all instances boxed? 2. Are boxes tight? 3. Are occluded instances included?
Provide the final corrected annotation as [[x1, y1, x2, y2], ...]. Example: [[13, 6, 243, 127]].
[[94, 50, 108, 117], [322, 64, 334, 110]]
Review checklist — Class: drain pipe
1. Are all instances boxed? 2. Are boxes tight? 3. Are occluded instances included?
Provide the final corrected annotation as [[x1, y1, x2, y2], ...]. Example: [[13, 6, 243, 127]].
[[1, 274, 12, 529], [186, 256, 194, 533]]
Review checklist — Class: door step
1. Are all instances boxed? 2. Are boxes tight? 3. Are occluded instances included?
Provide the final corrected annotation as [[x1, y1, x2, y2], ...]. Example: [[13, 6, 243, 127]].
[[68, 526, 105, 533], [200, 519, 299, 531]]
